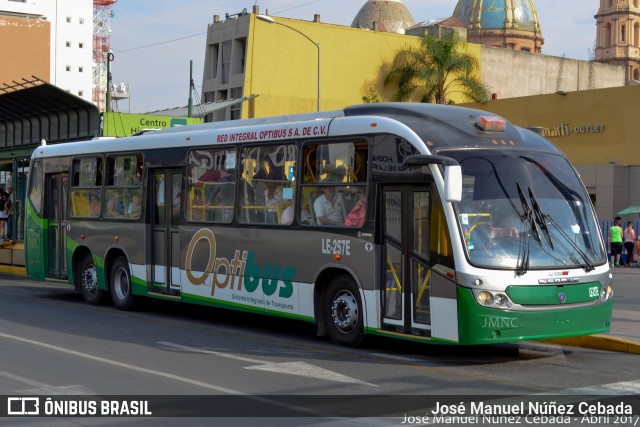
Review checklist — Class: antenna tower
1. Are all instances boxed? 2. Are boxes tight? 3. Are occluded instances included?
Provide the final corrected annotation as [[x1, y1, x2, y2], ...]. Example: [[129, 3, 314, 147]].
[[93, 0, 117, 112]]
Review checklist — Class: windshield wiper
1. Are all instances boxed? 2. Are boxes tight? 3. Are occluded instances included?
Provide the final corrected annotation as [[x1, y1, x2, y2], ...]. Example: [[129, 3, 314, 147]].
[[528, 188, 554, 250], [527, 188, 595, 272], [545, 216, 596, 272], [515, 182, 537, 276]]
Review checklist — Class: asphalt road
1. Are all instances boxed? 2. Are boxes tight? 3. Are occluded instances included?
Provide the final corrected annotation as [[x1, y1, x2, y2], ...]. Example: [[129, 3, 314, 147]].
[[0, 274, 639, 427]]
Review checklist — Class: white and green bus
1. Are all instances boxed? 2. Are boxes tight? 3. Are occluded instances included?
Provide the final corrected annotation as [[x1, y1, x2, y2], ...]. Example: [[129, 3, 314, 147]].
[[25, 103, 613, 347]]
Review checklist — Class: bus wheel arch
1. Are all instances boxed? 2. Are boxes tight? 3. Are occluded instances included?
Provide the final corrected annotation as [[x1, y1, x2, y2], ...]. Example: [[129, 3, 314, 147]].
[[106, 251, 136, 311], [76, 251, 106, 305], [315, 269, 366, 347]]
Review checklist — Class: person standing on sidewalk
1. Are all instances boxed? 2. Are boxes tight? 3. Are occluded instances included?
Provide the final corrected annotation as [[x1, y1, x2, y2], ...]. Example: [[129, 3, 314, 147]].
[[609, 216, 624, 268], [623, 221, 636, 266]]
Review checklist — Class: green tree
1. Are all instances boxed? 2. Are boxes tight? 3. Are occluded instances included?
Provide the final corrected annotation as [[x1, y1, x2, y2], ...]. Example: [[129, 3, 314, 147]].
[[385, 32, 490, 104], [362, 86, 380, 103]]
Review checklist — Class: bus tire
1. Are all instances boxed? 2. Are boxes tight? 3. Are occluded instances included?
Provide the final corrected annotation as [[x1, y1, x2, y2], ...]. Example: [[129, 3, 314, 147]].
[[323, 275, 365, 347], [79, 254, 105, 305], [110, 257, 135, 311]]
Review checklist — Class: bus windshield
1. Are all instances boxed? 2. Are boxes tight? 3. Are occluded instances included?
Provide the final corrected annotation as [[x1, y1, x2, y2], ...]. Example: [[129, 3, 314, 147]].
[[442, 149, 606, 271]]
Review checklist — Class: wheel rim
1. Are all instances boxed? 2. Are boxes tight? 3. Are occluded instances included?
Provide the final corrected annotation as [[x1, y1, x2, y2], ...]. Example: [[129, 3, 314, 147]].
[[82, 263, 98, 295], [112, 266, 130, 301], [330, 290, 359, 333]]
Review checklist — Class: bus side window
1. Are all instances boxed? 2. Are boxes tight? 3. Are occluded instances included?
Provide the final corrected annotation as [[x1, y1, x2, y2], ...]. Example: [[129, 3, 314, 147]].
[[240, 144, 296, 225], [70, 157, 102, 218], [187, 147, 236, 223], [104, 154, 143, 220], [302, 140, 368, 227], [29, 161, 44, 217]]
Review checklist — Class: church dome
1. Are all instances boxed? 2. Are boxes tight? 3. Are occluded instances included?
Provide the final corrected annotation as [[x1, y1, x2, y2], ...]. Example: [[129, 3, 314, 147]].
[[453, 0, 543, 52], [352, 0, 416, 34]]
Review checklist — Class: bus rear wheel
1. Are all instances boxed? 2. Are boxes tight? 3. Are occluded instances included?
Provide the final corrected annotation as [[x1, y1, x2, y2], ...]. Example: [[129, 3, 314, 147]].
[[323, 275, 365, 347], [110, 257, 135, 310], [79, 254, 105, 305]]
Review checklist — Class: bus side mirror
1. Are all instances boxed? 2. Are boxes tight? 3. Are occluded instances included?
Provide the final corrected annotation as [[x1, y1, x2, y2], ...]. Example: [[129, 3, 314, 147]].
[[403, 155, 462, 203], [444, 165, 462, 203]]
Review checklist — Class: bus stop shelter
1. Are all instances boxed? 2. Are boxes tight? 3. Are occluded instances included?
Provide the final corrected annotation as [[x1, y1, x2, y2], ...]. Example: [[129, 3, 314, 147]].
[[0, 77, 100, 250]]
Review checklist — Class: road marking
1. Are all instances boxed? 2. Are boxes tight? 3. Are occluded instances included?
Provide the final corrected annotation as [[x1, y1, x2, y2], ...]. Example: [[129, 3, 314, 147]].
[[0, 371, 93, 394], [159, 341, 376, 386], [538, 379, 640, 395], [0, 332, 242, 394]]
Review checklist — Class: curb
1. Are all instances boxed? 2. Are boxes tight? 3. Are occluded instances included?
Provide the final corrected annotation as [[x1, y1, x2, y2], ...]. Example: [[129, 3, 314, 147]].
[[546, 334, 640, 354], [0, 265, 26, 276]]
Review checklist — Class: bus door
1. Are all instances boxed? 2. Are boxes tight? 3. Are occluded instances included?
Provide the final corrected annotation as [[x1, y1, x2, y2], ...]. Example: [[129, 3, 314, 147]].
[[381, 186, 432, 335], [151, 169, 182, 293], [44, 173, 68, 279]]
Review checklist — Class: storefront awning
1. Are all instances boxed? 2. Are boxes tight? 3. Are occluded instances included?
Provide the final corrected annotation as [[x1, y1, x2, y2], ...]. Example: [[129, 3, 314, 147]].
[[0, 77, 100, 147]]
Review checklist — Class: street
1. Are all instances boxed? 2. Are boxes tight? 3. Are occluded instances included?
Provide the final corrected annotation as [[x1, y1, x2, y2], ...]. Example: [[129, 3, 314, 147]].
[[0, 273, 639, 426]]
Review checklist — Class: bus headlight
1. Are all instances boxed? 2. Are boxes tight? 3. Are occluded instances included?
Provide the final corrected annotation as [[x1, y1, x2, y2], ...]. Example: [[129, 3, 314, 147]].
[[600, 284, 613, 301], [477, 291, 493, 306], [494, 293, 510, 308]]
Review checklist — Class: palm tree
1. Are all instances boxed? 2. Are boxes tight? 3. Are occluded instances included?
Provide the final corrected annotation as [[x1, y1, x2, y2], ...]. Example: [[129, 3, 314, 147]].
[[385, 31, 490, 104]]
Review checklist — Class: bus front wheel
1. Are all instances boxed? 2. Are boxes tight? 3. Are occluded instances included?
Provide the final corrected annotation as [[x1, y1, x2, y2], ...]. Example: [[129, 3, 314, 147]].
[[110, 257, 135, 310], [323, 275, 365, 347], [79, 254, 105, 305]]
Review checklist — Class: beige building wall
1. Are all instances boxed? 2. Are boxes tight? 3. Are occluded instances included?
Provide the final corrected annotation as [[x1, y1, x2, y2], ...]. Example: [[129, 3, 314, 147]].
[[480, 46, 626, 99], [0, 15, 49, 83]]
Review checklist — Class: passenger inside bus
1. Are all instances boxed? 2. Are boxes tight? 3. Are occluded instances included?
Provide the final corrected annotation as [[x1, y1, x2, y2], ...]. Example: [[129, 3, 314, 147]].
[[264, 182, 283, 224], [105, 191, 122, 218], [345, 188, 366, 227], [313, 186, 345, 225], [89, 193, 101, 217], [128, 194, 141, 219]]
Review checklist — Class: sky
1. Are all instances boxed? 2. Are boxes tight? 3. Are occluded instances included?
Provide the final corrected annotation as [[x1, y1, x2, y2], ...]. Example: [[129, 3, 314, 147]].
[[109, 0, 600, 114]]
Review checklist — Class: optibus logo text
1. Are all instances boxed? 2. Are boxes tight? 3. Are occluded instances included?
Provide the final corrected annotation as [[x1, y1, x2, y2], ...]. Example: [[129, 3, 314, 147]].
[[185, 228, 295, 298]]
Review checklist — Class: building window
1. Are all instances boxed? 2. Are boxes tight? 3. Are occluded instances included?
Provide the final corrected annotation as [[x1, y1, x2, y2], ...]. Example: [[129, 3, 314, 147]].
[[230, 87, 242, 120], [79, 42, 84, 49], [65, 66, 71, 72], [79, 18, 84, 24], [78, 90, 84, 97], [66, 41, 71, 48], [221, 40, 231, 84], [66, 17, 71, 23], [78, 67, 83, 73], [208, 43, 219, 79], [232, 38, 247, 74]]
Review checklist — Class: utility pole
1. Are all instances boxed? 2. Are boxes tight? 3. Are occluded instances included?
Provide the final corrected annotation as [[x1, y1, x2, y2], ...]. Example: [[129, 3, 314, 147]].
[[188, 60, 193, 118], [106, 51, 114, 113]]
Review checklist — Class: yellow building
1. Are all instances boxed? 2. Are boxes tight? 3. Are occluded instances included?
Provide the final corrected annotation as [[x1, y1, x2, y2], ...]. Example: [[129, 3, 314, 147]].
[[201, 7, 482, 121], [202, 6, 623, 121], [465, 84, 640, 222]]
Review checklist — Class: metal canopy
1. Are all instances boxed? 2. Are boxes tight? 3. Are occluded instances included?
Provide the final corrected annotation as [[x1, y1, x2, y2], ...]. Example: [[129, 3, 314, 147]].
[[0, 77, 100, 148], [147, 95, 258, 118]]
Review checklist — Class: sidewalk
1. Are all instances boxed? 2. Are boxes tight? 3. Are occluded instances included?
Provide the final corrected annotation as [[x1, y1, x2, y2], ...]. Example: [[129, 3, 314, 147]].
[[547, 266, 640, 354]]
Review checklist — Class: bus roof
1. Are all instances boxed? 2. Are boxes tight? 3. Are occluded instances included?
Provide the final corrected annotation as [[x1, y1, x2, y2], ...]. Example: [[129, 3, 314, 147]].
[[344, 103, 560, 154], [32, 103, 560, 159]]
